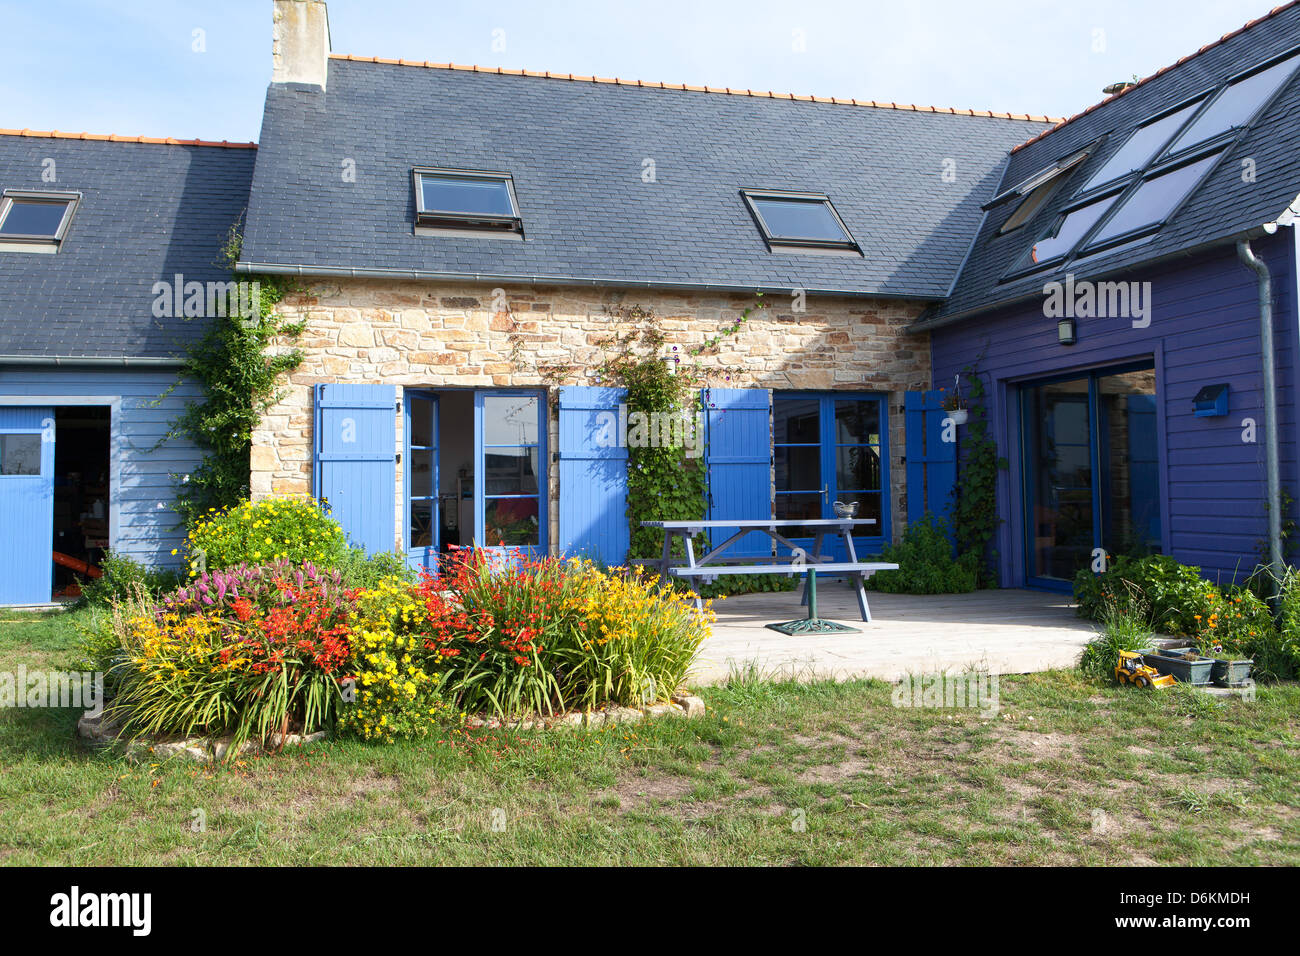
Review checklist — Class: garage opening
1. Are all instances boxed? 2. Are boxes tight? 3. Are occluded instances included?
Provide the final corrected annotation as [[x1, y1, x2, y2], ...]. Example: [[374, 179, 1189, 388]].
[[52, 405, 110, 600]]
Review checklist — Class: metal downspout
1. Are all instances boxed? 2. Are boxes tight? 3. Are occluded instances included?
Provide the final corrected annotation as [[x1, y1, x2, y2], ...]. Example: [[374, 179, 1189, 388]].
[[1236, 239, 1283, 588]]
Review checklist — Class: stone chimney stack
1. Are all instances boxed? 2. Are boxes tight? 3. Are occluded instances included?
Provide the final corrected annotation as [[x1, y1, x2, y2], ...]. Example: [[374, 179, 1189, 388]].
[[272, 0, 331, 89]]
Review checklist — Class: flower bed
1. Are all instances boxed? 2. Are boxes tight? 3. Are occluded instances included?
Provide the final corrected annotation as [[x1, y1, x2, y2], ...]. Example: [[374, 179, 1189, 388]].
[[81, 506, 713, 757]]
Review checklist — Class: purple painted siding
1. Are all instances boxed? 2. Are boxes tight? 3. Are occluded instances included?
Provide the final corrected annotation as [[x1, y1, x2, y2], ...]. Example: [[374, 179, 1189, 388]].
[[930, 231, 1297, 587]]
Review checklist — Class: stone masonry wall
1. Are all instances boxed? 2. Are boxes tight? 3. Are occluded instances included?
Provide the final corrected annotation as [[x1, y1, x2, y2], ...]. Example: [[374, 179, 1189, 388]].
[[250, 279, 932, 552]]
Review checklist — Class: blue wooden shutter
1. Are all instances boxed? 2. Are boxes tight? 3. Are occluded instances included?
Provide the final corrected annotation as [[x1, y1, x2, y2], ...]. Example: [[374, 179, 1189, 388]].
[[704, 387, 771, 558], [557, 386, 629, 564], [905, 389, 957, 538], [313, 383, 397, 554], [0, 407, 54, 604]]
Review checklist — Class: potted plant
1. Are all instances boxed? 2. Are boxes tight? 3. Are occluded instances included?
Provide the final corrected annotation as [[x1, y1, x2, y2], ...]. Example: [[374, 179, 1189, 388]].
[[1200, 641, 1254, 687], [1138, 646, 1216, 685], [941, 374, 968, 425]]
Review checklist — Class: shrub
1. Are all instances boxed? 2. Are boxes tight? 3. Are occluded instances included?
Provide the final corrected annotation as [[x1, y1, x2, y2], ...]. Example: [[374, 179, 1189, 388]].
[[183, 496, 348, 576], [361, 550, 712, 719], [107, 561, 355, 752], [1078, 594, 1155, 681], [338, 578, 451, 742], [1073, 554, 1215, 635], [865, 515, 978, 594], [79, 551, 181, 608], [335, 547, 417, 591]]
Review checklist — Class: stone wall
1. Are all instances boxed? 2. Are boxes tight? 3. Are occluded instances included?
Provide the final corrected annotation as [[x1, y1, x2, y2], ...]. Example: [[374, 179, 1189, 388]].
[[250, 278, 932, 551]]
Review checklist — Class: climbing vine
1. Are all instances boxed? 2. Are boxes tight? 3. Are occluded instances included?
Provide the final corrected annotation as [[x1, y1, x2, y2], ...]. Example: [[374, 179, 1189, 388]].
[[163, 219, 306, 529], [949, 360, 1005, 587]]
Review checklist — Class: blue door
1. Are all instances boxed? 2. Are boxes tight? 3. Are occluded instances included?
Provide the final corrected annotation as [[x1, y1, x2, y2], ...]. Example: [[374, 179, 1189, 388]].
[[313, 384, 397, 555], [405, 391, 440, 572], [475, 390, 546, 560], [773, 393, 890, 559], [557, 386, 628, 564], [0, 407, 54, 604]]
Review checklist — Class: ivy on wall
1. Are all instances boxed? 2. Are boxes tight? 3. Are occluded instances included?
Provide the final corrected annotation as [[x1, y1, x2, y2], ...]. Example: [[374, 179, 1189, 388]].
[[162, 221, 305, 529]]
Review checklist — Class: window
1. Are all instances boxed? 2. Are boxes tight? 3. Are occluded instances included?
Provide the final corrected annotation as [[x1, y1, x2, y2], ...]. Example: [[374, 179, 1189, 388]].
[[772, 393, 888, 555], [1165, 52, 1300, 155], [1082, 150, 1223, 251], [0, 190, 79, 251], [1010, 192, 1122, 273], [741, 190, 859, 251], [988, 146, 1096, 235], [0, 434, 42, 475], [412, 168, 522, 235], [1077, 99, 1204, 194]]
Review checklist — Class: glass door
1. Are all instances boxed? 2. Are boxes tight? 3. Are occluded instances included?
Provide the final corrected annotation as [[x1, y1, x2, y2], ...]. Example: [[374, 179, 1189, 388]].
[[475, 391, 545, 559], [405, 392, 439, 573], [1020, 363, 1160, 588], [773, 393, 888, 559]]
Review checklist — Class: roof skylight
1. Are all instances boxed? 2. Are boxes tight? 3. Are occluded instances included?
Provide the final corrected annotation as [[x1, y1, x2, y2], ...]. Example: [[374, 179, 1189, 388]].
[[1082, 150, 1223, 251], [1165, 51, 1300, 155], [741, 190, 859, 251], [0, 190, 79, 251], [1076, 99, 1203, 194], [1009, 192, 1121, 272], [413, 168, 522, 236]]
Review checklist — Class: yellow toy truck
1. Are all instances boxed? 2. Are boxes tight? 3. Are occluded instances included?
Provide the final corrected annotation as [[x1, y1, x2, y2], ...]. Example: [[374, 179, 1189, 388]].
[[1115, 650, 1175, 689]]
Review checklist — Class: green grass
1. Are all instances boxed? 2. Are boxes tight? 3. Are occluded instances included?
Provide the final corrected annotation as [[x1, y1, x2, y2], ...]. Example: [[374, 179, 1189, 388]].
[[1, 609, 1298, 865]]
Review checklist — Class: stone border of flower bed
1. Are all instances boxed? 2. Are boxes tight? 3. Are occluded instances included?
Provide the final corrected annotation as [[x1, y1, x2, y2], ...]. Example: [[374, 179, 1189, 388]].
[[464, 693, 706, 730], [75, 693, 707, 763]]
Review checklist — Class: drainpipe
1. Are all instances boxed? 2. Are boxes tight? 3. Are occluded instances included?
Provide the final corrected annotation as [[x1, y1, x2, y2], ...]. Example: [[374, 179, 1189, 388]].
[[1236, 239, 1283, 589]]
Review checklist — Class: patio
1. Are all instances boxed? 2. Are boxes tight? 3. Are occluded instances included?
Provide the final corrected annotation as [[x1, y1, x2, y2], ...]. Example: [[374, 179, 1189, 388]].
[[694, 584, 1097, 684]]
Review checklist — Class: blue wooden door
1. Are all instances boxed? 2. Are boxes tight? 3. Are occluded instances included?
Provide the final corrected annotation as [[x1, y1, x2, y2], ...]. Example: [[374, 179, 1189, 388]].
[[904, 389, 958, 538], [0, 407, 54, 604], [557, 386, 628, 565], [704, 387, 772, 558], [313, 384, 397, 555], [405, 391, 440, 572]]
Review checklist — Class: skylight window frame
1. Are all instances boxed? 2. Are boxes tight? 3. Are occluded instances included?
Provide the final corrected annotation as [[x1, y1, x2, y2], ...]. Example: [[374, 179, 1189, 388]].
[[1156, 44, 1300, 164], [411, 167, 523, 237], [0, 189, 81, 249], [991, 143, 1100, 235], [1000, 185, 1129, 281], [1076, 142, 1229, 257], [1069, 92, 1209, 203], [740, 189, 860, 252]]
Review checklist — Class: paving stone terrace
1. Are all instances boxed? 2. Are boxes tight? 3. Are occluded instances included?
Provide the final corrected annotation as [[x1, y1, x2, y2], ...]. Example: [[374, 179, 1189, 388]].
[[696, 586, 1097, 684]]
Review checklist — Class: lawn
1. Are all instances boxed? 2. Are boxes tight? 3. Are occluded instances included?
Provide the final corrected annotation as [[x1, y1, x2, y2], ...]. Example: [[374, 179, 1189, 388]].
[[2, 608, 1297, 866]]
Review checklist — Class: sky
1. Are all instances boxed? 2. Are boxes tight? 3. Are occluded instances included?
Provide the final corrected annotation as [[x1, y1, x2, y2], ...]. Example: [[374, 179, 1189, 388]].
[[0, 0, 1282, 143]]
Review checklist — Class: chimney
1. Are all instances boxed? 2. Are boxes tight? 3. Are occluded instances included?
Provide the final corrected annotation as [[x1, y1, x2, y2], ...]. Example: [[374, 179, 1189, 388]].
[[272, 0, 331, 89]]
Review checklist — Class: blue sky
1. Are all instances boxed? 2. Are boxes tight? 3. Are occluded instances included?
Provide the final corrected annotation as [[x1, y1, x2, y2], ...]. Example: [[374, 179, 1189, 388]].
[[0, 0, 1279, 143]]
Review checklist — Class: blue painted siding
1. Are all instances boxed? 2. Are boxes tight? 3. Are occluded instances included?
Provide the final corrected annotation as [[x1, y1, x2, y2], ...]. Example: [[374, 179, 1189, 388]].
[[0, 367, 204, 571], [929, 231, 1297, 586]]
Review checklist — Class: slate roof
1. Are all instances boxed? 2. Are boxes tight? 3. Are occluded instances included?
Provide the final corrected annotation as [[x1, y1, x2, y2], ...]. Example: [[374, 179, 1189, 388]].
[[0, 133, 256, 360], [919, 1, 1300, 327], [237, 58, 1052, 299]]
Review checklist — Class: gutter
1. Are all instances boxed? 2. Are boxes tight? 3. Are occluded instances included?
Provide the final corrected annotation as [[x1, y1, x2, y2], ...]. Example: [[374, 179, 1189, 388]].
[[1237, 238, 1284, 587], [233, 259, 943, 302], [0, 355, 185, 367]]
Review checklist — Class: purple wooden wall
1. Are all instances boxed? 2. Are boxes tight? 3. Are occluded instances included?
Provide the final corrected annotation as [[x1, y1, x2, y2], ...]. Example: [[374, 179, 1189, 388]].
[[929, 230, 1297, 587]]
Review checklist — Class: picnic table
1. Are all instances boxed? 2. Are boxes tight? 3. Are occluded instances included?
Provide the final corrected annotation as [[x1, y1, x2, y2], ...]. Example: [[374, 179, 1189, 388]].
[[640, 518, 898, 623]]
